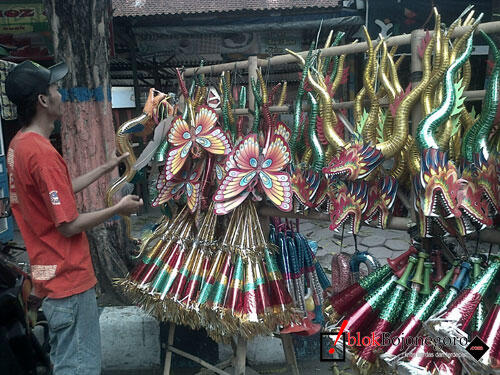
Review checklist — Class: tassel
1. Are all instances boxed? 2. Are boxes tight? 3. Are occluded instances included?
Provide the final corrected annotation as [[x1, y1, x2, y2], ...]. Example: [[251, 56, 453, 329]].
[[223, 253, 243, 317], [196, 250, 224, 306], [182, 247, 210, 306], [397, 261, 469, 372], [264, 247, 293, 312], [432, 355, 462, 375], [395, 261, 470, 372], [355, 286, 406, 371], [157, 240, 189, 300], [209, 251, 233, 312], [129, 238, 166, 282], [242, 256, 260, 326], [176, 206, 218, 305], [141, 219, 192, 289], [133, 208, 190, 286], [168, 242, 197, 302], [150, 235, 189, 297], [397, 341, 435, 373], [343, 274, 399, 335], [254, 259, 272, 316], [324, 246, 417, 323]]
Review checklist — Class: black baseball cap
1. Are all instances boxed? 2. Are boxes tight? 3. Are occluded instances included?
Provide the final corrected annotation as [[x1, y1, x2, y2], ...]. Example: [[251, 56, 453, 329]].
[[5, 60, 68, 105]]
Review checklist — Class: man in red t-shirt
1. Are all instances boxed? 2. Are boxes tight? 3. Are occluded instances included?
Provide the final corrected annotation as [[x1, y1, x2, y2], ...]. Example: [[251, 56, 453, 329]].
[[5, 60, 143, 374]]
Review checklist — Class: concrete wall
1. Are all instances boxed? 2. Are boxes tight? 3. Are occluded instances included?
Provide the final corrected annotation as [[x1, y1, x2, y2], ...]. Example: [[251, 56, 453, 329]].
[[100, 306, 161, 373]]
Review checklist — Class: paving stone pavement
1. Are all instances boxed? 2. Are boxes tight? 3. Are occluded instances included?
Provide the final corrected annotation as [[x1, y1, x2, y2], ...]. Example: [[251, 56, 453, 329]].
[[301, 219, 411, 275]]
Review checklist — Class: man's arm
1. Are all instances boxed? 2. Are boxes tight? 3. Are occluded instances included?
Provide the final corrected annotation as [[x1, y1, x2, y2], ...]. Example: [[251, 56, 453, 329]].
[[72, 151, 129, 193], [57, 194, 143, 237]]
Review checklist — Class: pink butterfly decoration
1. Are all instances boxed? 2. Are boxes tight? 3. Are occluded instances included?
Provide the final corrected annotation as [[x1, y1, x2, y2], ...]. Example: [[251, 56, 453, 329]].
[[213, 133, 292, 214], [152, 159, 205, 213], [165, 105, 231, 181]]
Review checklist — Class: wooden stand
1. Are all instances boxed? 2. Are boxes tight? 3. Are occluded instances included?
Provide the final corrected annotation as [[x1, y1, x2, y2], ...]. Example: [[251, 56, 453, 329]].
[[162, 322, 300, 375]]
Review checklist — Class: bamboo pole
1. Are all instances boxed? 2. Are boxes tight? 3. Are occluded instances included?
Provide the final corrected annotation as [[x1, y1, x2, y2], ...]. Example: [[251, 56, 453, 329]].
[[184, 21, 500, 76], [409, 29, 425, 224], [258, 205, 411, 231], [410, 29, 425, 138], [280, 334, 300, 375], [248, 56, 258, 116], [212, 89, 486, 115]]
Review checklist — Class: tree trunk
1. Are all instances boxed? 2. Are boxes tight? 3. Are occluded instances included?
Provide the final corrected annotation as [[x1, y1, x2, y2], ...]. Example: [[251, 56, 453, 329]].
[[43, 0, 135, 304]]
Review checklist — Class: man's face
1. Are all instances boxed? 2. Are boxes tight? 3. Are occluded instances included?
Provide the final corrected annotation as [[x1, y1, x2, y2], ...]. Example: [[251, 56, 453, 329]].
[[46, 84, 63, 119]]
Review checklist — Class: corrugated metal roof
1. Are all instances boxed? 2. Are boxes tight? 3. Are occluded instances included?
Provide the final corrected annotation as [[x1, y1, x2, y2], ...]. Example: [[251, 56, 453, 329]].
[[113, 0, 341, 17]]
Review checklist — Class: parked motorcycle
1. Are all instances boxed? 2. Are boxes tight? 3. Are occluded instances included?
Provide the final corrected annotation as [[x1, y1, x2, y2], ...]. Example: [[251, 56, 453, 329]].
[[0, 250, 51, 374]]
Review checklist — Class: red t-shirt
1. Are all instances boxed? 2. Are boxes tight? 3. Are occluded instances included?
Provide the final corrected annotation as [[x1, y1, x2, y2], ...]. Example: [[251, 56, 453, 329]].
[[7, 131, 96, 298]]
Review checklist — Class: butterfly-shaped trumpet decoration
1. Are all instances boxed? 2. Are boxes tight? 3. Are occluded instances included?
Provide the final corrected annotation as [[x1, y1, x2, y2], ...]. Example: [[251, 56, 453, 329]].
[[214, 134, 293, 215], [153, 159, 205, 213], [165, 105, 231, 181]]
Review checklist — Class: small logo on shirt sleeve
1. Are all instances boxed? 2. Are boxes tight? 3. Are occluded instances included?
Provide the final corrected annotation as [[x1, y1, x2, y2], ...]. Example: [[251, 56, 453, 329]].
[[49, 191, 61, 205]]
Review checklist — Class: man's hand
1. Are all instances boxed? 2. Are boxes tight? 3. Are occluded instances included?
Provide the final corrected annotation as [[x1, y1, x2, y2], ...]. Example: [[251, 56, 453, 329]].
[[72, 149, 131, 193], [104, 149, 130, 173], [115, 195, 143, 216], [58, 194, 144, 237]]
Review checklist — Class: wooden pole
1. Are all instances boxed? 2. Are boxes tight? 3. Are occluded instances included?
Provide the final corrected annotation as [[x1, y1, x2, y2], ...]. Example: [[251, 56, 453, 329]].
[[280, 334, 300, 375], [163, 323, 176, 375], [195, 359, 232, 375], [233, 336, 247, 375], [167, 346, 230, 375], [130, 38, 140, 109]]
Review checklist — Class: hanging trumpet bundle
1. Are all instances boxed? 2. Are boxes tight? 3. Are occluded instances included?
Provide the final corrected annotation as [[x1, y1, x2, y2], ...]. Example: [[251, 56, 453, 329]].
[[196, 201, 297, 342], [269, 218, 331, 335]]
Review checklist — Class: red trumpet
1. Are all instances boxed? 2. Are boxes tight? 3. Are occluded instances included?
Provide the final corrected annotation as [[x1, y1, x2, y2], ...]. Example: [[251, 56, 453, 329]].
[[389, 246, 418, 278]]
